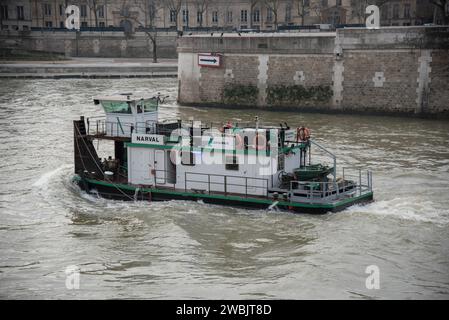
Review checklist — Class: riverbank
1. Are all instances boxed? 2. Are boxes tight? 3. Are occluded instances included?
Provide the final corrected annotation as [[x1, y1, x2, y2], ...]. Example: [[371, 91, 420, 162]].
[[0, 57, 178, 79], [177, 27, 449, 118], [1, 77, 448, 299]]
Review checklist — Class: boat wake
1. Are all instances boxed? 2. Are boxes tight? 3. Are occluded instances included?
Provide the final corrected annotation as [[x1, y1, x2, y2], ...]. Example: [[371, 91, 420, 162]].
[[346, 197, 449, 225], [32, 164, 73, 189]]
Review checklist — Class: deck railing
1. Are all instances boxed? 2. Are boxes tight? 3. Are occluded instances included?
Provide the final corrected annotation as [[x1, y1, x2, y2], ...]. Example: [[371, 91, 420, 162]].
[[289, 168, 372, 203], [184, 172, 269, 198]]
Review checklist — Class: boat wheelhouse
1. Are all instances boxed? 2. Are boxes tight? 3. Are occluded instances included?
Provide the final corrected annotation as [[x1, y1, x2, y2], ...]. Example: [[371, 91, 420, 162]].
[[73, 93, 373, 213]]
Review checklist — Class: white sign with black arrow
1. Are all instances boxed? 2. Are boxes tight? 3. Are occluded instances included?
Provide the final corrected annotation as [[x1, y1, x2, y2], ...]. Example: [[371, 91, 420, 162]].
[[198, 54, 221, 67]]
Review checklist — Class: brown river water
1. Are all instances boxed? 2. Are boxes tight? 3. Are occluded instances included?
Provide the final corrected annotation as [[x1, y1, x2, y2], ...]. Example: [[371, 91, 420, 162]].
[[0, 78, 448, 299]]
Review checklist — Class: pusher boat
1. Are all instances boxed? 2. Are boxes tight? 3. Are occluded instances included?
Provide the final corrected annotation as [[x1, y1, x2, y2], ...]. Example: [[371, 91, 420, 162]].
[[72, 93, 373, 213]]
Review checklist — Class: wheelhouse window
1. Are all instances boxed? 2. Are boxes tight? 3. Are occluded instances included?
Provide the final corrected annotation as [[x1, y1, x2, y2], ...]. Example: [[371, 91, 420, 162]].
[[101, 101, 132, 114], [139, 99, 158, 113]]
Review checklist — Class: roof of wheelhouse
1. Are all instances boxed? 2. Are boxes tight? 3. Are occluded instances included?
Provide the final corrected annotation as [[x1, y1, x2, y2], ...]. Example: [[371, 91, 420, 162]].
[[93, 93, 156, 104]]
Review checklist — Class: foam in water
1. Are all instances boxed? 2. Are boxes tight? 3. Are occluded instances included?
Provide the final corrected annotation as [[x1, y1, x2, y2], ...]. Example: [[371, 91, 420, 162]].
[[346, 198, 449, 225]]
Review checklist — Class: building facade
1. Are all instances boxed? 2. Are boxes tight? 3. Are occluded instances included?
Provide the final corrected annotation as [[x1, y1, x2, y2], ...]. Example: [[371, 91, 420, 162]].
[[0, 0, 445, 31]]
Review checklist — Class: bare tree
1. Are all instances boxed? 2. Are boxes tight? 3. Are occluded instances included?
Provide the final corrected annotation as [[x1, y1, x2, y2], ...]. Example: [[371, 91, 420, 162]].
[[193, 0, 210, 27], [129, 0, 162, 63], [309, 0, 324, 24], [87, 0, 101, 27], [264, 0, 280, 30], [350, 0, 389, 24], [165, 0, 182, 31], [431, 0, 449, 24], [295, 0, 310, 25], [249, 0, 260, 28]]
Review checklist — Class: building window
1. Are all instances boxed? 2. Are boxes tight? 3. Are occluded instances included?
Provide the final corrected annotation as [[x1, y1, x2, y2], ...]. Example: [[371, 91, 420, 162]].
[[17, 6, 24, 20], [0, 6, 8, 20], [392, 4, 399, 19], [170, 10, 176, 23], [381, 5, 388, 20], [241, 9, 247, 23], [197, 11, 202, 24], [285, 5, 291, 22], [225, 156, 239, 171], [267, 8, 273, 22], [253, 9, 260, 23], [80, 5, 87, 18], [181, 151, 195, 166], [59, 4, 64, 16], [304, 0, 310, 6], [336, 0, 342, 6], [226, 10, 233, 23], [59, 21, 64, 28], [81, 21, 88, 28], [182, 10, 189, 24], [45, 21, 53, 27], [44, 3, 52, 16], [98, 5, 104, 18], [404, 4, 410, 18], [212, 11, 218, 23], [99, 21, 105, 27], [322, 0, 328, 7]]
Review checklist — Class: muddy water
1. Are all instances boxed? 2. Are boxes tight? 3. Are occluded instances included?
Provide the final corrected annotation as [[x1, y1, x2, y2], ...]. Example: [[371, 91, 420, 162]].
[[0, 78, 448, 299]]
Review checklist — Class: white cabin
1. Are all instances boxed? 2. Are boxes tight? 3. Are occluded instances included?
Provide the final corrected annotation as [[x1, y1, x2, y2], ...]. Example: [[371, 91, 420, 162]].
[[93, 93, 159, 138], [125, 123, 305, 198]]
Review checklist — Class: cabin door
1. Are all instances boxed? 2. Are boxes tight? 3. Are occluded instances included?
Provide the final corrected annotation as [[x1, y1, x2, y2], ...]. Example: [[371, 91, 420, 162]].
[[154, 150, 165, 185]]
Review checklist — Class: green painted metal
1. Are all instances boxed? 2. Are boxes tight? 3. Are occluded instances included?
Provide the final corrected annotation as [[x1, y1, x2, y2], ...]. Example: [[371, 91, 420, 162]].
[[80, 176, 373, 210], [124, 141, 307, 156], [116, 117, 125, 135]]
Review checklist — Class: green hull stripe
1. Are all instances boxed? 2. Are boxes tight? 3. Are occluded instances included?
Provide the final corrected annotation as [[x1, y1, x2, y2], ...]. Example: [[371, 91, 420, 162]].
[[81, 177, 373, 210], [124, 142, 307, 156]]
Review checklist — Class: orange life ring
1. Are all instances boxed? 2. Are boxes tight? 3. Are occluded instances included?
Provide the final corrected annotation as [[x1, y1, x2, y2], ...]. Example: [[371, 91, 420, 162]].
[[224, 121, 233, 129], [297, 127, 311, 142], [253, 133, 266, 150]]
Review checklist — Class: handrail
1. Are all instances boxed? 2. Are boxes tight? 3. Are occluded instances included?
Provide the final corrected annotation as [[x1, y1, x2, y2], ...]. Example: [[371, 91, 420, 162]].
[[185, 171, 269, 198]]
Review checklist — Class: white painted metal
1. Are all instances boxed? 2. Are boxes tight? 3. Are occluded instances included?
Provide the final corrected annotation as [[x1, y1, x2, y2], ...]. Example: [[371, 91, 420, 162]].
[[128, 148, 153, 185]]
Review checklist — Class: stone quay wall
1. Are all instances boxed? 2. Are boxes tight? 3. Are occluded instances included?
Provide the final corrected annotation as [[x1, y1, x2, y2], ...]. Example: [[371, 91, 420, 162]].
[[177, 27, 449, 117], [0, 30, 177, 58]]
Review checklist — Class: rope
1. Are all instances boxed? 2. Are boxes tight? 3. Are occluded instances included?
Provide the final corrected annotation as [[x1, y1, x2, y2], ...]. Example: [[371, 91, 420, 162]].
[[74, 123, 135, 201]]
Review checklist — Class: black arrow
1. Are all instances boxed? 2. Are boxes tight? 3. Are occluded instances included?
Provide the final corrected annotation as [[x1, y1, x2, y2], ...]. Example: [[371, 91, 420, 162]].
[[200, 58, 217, 63]]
